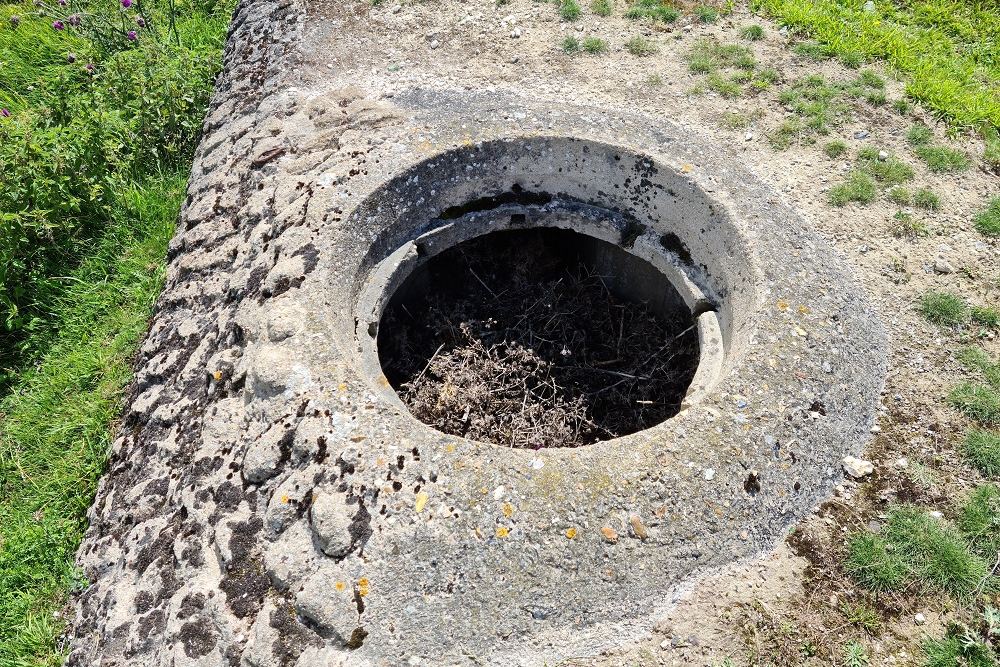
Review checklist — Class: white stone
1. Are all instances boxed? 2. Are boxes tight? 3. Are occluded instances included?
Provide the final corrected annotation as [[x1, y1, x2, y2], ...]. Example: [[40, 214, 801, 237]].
[[842, 455, 874, 479]]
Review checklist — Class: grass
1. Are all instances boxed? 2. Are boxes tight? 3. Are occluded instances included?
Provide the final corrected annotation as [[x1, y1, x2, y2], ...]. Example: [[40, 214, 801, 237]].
[[792, 40, 830, 61], [625, 36, 657, 56], [974, 197, 1000, 237], [560, 0, 582, 21], [958, 484, 1000, 558], [0, 173, 181, 665], [915, 145, 971, 173], [773, 73, 884, 145], [829, 171, 876, 206], [625, 0, 679, 22], [890, 211, 928, 239], [751, 0, 1000, 131], [741, 24, 765, 41], [914, 188, 942, 211], [582, 36, 608, 54], [847, 506, 991, 598], [856, 146, 914, 186], [963, 431, 1000, 477], [920, 291, 967, 327], [924, 634, 998, 667], [591, 0, 613, 15], [907, 125, 933, 146], [562, 35, 582, 53], [823, 139, 847, 158], [694, 4, 718, 23], [888, 187, 911, 206], [972, 307, 1000, 330]]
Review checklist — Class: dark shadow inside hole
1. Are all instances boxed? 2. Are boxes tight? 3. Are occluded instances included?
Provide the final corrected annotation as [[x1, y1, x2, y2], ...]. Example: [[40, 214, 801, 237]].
[[377, 228, 700, 448]]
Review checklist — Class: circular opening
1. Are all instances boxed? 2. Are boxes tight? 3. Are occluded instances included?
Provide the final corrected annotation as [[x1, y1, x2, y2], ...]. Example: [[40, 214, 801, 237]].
[[376, 227, 700, 448]]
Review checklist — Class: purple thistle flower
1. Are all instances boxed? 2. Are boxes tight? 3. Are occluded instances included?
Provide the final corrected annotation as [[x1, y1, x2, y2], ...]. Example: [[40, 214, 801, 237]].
[[58, 0, 67, 6], [9, 15, 20, 27], [1, 108, 10, 118], [67, 52, 76, 63], [67, 12, 80, 25], [121, 0, 133, 8], [85, 62, 95, 73], [52, 19, 64, 29], [126, 29, 137, 40], [135, 15, 145, 26]]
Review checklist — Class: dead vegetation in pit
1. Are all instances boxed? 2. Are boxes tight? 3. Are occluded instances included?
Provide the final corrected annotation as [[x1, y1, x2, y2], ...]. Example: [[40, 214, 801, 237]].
[[377, 228, 699, 448]]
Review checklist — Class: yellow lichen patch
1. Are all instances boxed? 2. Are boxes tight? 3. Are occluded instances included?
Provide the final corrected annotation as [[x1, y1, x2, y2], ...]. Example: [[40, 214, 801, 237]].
[[565, 527, 577, 539], [415, 491, 429, 513], [212, 370, 223, 381], [335, 581, 346, 592], [337, 382, 348, 392], [776, 298, 790, 311], [501, 502, 514, 518], [798, 304, 811, 315], [680, 163, 693, 173], [358, 577, 370, 596], [445, 443, 456, 453], [280, 494, 290, 504], [495, 526, 510, 538]]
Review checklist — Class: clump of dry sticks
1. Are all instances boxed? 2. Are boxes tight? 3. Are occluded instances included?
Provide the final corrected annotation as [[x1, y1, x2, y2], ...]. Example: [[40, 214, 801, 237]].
[[379, 231, 698, 448]]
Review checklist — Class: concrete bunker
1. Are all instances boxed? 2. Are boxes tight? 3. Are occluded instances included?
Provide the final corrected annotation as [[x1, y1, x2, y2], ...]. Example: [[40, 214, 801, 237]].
[[354, 137, 744, 447]]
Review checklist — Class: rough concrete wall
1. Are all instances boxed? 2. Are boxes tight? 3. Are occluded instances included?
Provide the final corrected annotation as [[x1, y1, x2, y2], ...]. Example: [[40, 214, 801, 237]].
[[66, 0, 310, 663]]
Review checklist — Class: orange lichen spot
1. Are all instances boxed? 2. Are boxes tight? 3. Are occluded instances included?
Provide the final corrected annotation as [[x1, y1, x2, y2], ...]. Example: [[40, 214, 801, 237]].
[[565, 527, 577, 539], [280, 494, 290, 504], [600, 526, 619, 543], [501, 502, 514, 518], [680, 163, 693, 173], [776, 299, 790, 311], [495, 526, 510, 538], [335, 581, 346, 592], [212, 370, 223, 381], [358, 577, 370, 596]]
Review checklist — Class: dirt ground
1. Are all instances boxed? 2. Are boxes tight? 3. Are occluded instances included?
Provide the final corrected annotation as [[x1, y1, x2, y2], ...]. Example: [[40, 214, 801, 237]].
[[300, 2, 999, 663]]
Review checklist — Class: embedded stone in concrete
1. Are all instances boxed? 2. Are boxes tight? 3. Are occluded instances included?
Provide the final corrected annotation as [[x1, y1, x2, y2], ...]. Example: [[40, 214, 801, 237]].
[[65, 2, 890, 665]]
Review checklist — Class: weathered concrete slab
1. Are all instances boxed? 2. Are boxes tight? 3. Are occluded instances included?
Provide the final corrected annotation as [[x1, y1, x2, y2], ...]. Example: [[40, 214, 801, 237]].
[[68, 1, 888, 665]]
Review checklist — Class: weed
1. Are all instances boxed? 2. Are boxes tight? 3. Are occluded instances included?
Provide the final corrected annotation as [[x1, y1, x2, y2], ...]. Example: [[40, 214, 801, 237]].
[[920, 291, 967, 326], [694, 4, 718, 23], [829, 171, 877, 206], [645, 73, 664, 86], [591, 0, 613, 16], [707, 73, 741, 98], [949, 383, 1000, 427], [890, 211, 928, 238], [750, 67, 780, 91], [823, 140, 848, 158], [839, 50, 863, 69], [846, 532, 909, 593], [857, 147, 914, 185], [625, 0, 679, 21], [582, 36, 608, 54], [923, 629, 997, 667], [971, 307, 1000, 330], [913, 188, 941, 211], [888, 187, 911, 205], [907, 125, 933, 146], [778, 75, 849, 136], [964, 431, 1000, 478], [793, 40, 830, 60], [843, 640, 870, 667], [741, 24, 764, 40], [841, 601, 882, 633], [721, 111, 754, 129], [560, 0, 582, 20], [985, 128, 1000, 173], [973, 197, 1000, 237], [893, 98, 912, 115], [625, 36, 657, 56], [915, 145, 971, 173], [958, 484, 1000, 559], [561, 35, 582, 53]]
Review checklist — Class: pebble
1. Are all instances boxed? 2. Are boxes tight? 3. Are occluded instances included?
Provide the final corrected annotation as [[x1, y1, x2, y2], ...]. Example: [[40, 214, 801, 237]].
[[510, 27, 521, 38], [929, 510, 943, 519], [915, 613, 926, 625], [894, 457, 909, 469], [429, 39, 440, 49], [842, 455, 875, 479], [863, 0, 875, 11], [854, 130, 869, 139], [933, 258, 955, 274], [744, 131, 753, 141], [703, 468, 716, 481], [878, 150, 889, 160]]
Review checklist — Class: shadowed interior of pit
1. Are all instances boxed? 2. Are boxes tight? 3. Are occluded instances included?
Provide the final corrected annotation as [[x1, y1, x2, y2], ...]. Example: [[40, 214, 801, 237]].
[[377, 227, 700, 448]]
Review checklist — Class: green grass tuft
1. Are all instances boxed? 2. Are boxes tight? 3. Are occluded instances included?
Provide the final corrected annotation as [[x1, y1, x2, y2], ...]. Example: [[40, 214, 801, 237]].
[[915, 145, 971, 173], [582, 36, 608, 54], [625, 35, 657, 56], [857, 146, 915, 185], [707, 73, 741, 98], [560, 0, 583, 20], [974, 197, 1000, 237], [890, 211, 928, 238], [741, 24, 765, 40], [888, 187, 911, 205], [913, 188, 941, 211], [949, 383, 1000, 427], [964, 432, 1000, 478], [823, 140, 848, 158], [625, 0, 679, 21], [920, 291, 967, 327], [792, 40, 830, 60], [846, 532, 909, 593], [591, 0, 613, 15], [561, 35, 582, 53], [907, 125, 933, 146], [694, 4, 718, 23], [971, 307, 1000, 330], [958, 484, 1000, 560], [829, 171, 877, 206]]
